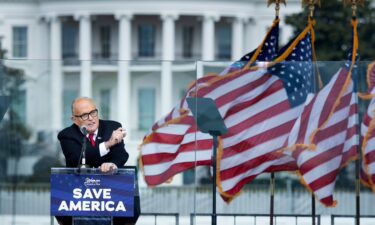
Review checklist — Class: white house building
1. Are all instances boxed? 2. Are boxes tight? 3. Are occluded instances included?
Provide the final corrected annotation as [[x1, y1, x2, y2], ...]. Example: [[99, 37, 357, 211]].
[[0, 0, 303, 185]]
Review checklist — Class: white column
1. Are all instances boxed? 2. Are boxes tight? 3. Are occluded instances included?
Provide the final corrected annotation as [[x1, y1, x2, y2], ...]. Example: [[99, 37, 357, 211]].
[[75, 13, 92, 97], [196, 61, 204, 79], [231, 15, 246, 60], [161, 13, 178, 61], [48, 14, 63, 131], [202, 13, 219, 61], [37, 17, 49, 59], [115, 12, 133, 130], [161, 13, 178, 115], [160, 12, 181, 186], [244, 18, 258, 54]]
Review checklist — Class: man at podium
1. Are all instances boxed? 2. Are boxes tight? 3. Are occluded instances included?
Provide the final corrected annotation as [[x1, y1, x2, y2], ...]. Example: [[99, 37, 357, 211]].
[[56, 97, 140, 225]]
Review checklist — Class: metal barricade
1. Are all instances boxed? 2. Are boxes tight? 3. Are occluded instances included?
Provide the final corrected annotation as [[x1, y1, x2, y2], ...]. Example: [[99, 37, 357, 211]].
[[190, 213, 321, 225], [331, 214, 375, 225], [141, 213, 180, 225]]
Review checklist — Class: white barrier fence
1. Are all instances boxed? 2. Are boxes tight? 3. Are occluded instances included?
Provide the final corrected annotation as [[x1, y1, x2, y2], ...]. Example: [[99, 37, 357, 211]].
[[1, 185, 375, 225]]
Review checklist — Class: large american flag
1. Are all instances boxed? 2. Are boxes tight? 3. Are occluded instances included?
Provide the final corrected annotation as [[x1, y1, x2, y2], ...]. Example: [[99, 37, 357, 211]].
[[217, 25, 315, 198], [360, 61, 375, 191], [284, 45, 359, 206], [140, 19, 281, 186]]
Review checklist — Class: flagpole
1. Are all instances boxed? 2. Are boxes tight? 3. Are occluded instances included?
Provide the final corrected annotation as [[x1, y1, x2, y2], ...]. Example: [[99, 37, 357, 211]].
[[269, 2, 278, 225], [353, 7, 361, 225], [212, 135, 218, 225], [345, 2, 362, 225], [355, 134, 361, 225], [353, 9, 361, 225], [311, 194, 316, 225], [354, 94, 362, 225], [270, 172, 275, 225], [304, 2, 319, 225], [271, 4, 277, 224], [265, 2, 284, 225]]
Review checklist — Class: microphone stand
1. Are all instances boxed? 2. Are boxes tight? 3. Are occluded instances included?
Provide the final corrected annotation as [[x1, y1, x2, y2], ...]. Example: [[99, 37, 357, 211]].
[[79, 137, 90, 169], [77, 127, 90, 173]]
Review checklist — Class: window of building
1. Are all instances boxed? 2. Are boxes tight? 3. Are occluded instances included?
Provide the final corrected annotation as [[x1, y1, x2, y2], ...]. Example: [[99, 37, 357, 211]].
[[182, 26, 194, 58], [183, 169, 195, 185], [138, 24, 156, 57], [62, 25, 78, 59], [63, 90, 78, 127], [12, 26, 28, 58], [100, 26, 111, 59], [11, 90, 26, 123], [100, 89, 111, 120], [138, 88, 155, 130], [217, 25, 231, 60]]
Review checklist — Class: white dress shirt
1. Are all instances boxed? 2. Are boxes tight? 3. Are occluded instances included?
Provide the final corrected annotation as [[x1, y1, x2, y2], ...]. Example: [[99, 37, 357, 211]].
[[85, 129, 110, 157]]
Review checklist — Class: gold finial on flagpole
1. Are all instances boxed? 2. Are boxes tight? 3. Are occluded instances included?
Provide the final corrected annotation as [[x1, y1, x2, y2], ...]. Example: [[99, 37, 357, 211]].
[[343, 0, 365, 18], [302, 0, 321, 18], [267, 0, 287, 18]]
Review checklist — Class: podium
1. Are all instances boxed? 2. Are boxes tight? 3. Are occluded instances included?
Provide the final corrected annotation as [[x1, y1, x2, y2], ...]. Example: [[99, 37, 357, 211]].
[[50, 167, 139, 225], [186, 97, 227, 225]]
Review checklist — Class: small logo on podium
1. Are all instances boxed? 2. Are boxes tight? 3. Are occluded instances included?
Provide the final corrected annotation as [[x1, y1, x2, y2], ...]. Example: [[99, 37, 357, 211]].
[[84, 178, 101, 187]]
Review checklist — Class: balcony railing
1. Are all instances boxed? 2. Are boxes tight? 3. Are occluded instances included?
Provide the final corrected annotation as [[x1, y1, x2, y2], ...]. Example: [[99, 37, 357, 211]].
[[62, 52, 198, 66], [62, 52, 120, 65], [92, 52, 118, 65], [62, 53, 79, 66]]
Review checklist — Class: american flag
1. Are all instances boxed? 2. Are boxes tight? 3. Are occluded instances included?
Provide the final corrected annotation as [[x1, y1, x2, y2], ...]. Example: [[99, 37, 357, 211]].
[[284, 46, 359, 207], [140, 20, 281, 186], [360, 61, 375, 191], [217, 26, 315, 198]]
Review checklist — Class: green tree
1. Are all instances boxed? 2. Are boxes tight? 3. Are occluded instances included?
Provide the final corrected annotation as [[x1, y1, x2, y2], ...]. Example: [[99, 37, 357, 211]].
[[285, 0, 375, 61], [0, 45, 30, 182]]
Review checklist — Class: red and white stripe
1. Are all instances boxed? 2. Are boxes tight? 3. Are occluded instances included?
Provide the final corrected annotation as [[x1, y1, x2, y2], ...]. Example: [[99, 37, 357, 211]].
[[286, 68, 358, 207], [286, 68, 351, 147], [141, 76, 215, 185]]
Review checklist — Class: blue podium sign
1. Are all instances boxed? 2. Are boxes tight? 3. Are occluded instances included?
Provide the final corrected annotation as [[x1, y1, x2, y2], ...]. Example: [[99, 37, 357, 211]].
[[50, 168, 135, 217]]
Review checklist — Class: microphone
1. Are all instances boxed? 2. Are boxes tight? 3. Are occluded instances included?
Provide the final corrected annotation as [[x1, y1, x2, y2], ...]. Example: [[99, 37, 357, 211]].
[[78, 125, 90, 170], [80, 126, 88, 135]]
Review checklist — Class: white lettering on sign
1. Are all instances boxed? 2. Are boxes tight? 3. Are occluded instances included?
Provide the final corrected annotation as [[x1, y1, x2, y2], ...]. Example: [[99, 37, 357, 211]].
[[58, 201, 127, 212], [57, 188, 127, 212], [73, 189, 82, 199], [72, 188, 112, 199]]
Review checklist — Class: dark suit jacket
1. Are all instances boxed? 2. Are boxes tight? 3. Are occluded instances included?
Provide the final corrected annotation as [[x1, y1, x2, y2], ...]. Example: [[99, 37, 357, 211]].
[[58, 119, 129, 168]]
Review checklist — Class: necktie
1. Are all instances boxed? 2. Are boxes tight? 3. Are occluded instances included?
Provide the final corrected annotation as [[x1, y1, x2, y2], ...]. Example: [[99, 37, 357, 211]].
[[88, 133, 96, 147]]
